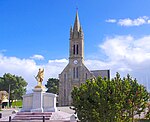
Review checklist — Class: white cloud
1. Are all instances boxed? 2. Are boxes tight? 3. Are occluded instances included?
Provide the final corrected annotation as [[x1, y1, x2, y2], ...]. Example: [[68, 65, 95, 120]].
[[105, 19, 116, 23], [118, 17, 147, 26], [48, 59, 68, 63], [100, 35, 150, 63], [30, 54, 44, 60], [1, 35, 150, 91], [106, 16, 150, 27], [0, 54, 67, 92], [98, 35, 150, 90], [118, 18, 133, 26]]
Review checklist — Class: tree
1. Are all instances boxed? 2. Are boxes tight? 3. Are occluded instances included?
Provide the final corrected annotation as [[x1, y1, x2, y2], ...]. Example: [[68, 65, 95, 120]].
[[45, 78, 59, 94], [0, 73, 27, 103], [145, 101, 150, 120], [71, 73, 149, 122]]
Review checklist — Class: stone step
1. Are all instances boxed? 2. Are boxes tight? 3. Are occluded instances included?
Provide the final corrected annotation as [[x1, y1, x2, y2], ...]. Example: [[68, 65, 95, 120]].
[[13, 116, 50, 120], [10, 120, 70, 122], [13, 115, 51, 117], [12, 112, 52, 121], [16, 112, 52, 115]]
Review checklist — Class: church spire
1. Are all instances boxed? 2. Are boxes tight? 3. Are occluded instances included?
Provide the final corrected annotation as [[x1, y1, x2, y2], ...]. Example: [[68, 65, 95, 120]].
[[69, 11, 84, 60], [73, 11, 80, 32]]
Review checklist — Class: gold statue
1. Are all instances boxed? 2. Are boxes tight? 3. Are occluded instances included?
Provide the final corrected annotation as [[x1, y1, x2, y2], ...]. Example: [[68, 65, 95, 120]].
[[35, 68, 44, 89]]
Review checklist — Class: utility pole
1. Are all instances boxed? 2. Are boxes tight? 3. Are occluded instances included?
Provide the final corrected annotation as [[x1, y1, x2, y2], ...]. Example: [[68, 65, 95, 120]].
[[8, 84, 10, 108]]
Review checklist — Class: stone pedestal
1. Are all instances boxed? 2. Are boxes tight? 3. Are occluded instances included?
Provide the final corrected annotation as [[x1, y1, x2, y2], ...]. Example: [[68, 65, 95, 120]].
[[21, 88, 57, 112], [31, 88, 43, 112]]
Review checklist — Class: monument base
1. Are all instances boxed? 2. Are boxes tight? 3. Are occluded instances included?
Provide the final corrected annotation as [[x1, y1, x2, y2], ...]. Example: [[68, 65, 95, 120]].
[[21, 88, 57, 112]]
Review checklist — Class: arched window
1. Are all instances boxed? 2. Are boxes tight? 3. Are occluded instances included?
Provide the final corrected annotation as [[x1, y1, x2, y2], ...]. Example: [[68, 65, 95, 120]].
[[64, 74, 66, 82], [73, 67, 79, 79], [73, 67, 75, 79], [73, 45, 75, 55], [76, 44, 79, 55], [64, 89, 66, 103], [76, 67, 79, 78], [86, 73, 88, 79]]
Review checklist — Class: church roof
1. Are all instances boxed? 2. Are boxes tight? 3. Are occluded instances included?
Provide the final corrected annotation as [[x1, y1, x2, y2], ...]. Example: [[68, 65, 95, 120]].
[[91, 70, 110, 79], [73, 11, 80, 32]]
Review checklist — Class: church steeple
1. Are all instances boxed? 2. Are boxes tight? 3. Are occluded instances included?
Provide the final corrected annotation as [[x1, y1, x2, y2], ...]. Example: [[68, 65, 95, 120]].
[[70, 11, 83, 39], [73, 11, 80, 32], [69, 11, 84, 61]]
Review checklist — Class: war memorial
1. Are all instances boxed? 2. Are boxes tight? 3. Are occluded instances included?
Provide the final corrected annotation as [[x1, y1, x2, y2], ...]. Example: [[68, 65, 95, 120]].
[[21, 68, 57, 113]]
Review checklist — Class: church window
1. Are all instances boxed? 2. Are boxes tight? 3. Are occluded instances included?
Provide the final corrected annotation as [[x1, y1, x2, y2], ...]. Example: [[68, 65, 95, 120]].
[[73, 67, 79, 79], [73, 45, 75, 55], [86, 73, 88, 79], [64, 89, 66, 102], [64, 74, 66, 82], [73, 67, 75, 79], [76, 44, 79, 55], [64, 74, 67, 102], [76, 67, 79, 78]]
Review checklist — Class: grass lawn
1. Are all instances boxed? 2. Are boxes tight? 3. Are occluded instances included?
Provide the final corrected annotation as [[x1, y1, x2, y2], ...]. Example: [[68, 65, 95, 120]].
[[12, 100, 22, 108]]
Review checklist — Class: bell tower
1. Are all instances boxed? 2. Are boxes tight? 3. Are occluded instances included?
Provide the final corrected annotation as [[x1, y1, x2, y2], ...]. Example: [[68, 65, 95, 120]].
[[69, 11, 84, 65]]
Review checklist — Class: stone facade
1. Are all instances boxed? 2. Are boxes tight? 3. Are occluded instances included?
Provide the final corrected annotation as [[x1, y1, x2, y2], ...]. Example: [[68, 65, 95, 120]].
[[59, 11, 110, 106]]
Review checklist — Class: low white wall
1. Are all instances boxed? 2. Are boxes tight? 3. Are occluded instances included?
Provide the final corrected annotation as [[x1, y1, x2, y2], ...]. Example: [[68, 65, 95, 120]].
[[21, 89, 57, 112]]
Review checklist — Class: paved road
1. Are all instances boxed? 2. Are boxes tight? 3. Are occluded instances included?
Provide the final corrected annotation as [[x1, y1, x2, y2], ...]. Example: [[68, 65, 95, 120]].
[[57, 106, 75, 114], [0, 108, 19, 118]]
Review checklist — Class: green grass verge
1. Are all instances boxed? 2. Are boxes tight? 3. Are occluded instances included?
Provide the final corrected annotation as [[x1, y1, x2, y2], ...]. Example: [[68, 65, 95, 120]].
[[12, 100, 22, 108]]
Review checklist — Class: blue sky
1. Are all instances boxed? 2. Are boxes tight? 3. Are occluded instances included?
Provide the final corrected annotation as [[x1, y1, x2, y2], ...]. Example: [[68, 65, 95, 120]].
[[1, 0, 150, 91]]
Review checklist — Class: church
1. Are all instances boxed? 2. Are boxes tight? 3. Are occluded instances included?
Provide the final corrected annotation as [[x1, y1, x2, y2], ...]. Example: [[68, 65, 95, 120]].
[[59, 11, 110, 106]]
